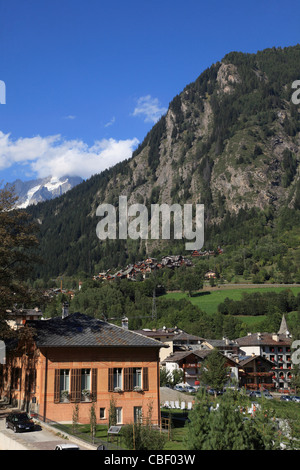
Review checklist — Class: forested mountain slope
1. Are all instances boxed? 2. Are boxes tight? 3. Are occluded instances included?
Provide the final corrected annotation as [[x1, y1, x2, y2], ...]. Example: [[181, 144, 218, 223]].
[[27, 45, 300, 279]]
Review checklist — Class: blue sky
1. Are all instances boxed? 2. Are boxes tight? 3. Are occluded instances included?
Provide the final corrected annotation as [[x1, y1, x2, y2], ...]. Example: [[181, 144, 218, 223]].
[[1, 0, 300, 183]]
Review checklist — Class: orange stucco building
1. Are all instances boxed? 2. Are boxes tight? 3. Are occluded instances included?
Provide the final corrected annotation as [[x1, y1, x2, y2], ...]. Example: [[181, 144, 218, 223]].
[[0, 313, 165, 426]]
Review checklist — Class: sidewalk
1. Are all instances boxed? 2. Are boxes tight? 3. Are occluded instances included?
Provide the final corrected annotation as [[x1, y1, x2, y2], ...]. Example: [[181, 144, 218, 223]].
[[0, 407, 95, 451]]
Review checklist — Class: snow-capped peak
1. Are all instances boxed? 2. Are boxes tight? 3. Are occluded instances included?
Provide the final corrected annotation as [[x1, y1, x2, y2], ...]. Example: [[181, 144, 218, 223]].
[[10, 175, 83, 208]]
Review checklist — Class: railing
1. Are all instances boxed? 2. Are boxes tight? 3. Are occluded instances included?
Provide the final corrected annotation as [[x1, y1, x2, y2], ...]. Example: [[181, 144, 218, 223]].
[[244, 372, 273, 377]]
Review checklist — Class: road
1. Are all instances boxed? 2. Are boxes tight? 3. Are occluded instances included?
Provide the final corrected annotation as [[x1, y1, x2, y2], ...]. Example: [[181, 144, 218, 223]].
[[0, 407, 94, 451]]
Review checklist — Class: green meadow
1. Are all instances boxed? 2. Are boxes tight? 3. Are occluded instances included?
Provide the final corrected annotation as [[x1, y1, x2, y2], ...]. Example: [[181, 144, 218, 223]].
[[162, 285, 300, 324]]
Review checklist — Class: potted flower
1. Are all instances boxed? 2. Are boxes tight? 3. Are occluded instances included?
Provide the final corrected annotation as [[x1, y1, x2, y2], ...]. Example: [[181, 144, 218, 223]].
[[133, 386, 143, 393], [81, 389, 91, 401], [60, 390, 70, 402], [113, 387, 123, 393]]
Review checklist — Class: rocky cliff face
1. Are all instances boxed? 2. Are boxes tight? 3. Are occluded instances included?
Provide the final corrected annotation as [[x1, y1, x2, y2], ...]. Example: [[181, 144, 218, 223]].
[[93, 47, 300, 221]]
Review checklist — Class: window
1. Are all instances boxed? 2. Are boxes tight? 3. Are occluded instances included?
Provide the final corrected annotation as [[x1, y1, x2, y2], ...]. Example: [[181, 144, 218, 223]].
[[59, 369, 70, 401], [109, 367, 148, 392], [81, 369, 91, 398], [100, 408, 105, 419], [55, 368, 96, 404], [134, 406, 143, 423], [60, 369, 70, 392], [116, 407, 122, 424], [113, 368, 122, 389], [133, 368, 142, 388]]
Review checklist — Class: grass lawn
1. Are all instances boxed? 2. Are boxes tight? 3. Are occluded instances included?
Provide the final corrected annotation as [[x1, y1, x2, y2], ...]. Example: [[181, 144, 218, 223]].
[[162, 285, 300, 316]]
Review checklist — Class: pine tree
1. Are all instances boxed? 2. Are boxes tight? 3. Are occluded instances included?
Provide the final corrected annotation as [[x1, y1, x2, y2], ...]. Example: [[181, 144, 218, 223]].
[[0, 185, 39, 338], [186, 389, 280, 450], [200, 348, 229, 395], [184, 388, 211, 449], [202, 391, 264, 450]]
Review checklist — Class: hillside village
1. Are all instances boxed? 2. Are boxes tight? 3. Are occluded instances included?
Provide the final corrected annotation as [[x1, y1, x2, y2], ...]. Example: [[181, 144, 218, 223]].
[[92, 250, 222, 282], [93, 255, 193, 282]]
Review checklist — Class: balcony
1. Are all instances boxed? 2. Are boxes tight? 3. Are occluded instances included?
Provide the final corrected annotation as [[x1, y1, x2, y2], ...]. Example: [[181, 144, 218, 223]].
[[240, 371, 273, 377]]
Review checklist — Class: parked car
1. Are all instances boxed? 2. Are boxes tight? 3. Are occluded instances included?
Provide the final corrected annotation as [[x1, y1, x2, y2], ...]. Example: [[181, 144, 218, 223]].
[[249, 391, 262, 398], [185, 386, 196, 393], [174, 385, 184, 392], [55, 444, 80, 450], [207, 388, 223, 395], [280, 395, 293, 401], [291, 396, 300, 403], [262, 391, 273, 399], [5, 411, 35, 433]]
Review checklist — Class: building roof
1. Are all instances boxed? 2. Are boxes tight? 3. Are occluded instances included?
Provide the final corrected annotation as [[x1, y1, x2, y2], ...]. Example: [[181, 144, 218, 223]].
[[236, 315, 292, 347], [278, 314, 290, 336], [6, 308, 43, 317], [134, 329, 176, 339], [173, 332, 204, 342], [238, 355, 274, 367], [27, 313, 166, 349], [202, 338, 238, 348], [162, 348, 238, 367], [236, 332, 292, 347], [162, 349, 212, 364]]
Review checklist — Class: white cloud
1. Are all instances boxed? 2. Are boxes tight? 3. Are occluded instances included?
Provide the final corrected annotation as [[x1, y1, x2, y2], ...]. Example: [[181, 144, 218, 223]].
[[104, 116, 116, 128], [63, 115, 76, 120], [0, 131, 139, 180], [132, 95, 167, 123]]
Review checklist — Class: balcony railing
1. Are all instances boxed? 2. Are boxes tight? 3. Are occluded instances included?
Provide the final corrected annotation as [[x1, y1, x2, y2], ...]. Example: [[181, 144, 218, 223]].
[[240, 371, 273, 377]]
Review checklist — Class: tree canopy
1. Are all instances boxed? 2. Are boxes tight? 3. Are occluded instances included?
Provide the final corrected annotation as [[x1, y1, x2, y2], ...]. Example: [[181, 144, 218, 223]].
[[0, 185, 39, 339]]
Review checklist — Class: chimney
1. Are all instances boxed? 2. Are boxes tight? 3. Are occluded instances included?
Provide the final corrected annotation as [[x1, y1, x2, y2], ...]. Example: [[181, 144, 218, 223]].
[[272, 333, 279, 342], [62, 302, 69, 319], [121, 317, 128, 330]]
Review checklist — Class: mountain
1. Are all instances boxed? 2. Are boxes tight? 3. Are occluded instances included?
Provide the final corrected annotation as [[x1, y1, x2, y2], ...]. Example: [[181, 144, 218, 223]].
[[10, 175, 83, 208], [26, 45, 300, 280]]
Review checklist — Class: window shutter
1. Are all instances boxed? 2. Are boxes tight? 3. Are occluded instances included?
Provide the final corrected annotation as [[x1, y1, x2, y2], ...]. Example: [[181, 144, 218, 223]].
[[70, 369, 81, 402], [129, 368, 133, 391], [54, 369, 60, 403], [124, 368, 133, 391], [108, 368, 114, 392], [143, 367, 149, 391], [91, 368, 97, 401]]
